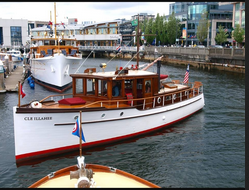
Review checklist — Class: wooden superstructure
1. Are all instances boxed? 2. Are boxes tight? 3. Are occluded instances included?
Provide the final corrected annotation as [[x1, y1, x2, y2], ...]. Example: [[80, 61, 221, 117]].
[[30, 37, 80, 58]]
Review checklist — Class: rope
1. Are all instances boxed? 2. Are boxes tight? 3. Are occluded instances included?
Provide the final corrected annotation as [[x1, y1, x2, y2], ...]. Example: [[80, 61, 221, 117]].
[[74, 46, 97, 74]]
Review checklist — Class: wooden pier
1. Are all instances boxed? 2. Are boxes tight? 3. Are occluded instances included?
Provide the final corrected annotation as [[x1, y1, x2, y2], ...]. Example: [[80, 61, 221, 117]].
[[4, 65, 25, 92]]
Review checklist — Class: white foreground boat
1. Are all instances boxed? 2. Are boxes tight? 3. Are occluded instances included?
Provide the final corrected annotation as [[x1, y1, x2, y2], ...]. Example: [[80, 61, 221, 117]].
[[28, 161, 160, 188], [6, 49, 23, 62], [13, 61, 204, 164]]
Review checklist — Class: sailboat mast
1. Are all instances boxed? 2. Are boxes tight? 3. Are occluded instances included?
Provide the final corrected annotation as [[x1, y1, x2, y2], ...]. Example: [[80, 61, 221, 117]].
[[136, 14, 139, 69], [54, 2, 57, 45], [50, 11, 52, 24]]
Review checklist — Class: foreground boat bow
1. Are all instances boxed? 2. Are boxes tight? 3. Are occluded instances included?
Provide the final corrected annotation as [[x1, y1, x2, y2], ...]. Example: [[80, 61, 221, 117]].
[[28, 155, 160, 188]]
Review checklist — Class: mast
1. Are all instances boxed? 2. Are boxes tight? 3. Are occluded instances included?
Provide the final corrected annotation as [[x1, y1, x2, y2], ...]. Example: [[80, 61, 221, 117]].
[[79, 111, 82, 157], [54, 2, 57, 45], [136, 14, 140, 68], [122, 14, 156, 70]]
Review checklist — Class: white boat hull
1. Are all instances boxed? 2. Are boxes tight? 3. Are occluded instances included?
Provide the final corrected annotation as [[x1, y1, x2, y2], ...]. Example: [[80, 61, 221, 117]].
[[13, 93, 204, 164], [31, 54, 82, 88], [12, 55, 23, 62]]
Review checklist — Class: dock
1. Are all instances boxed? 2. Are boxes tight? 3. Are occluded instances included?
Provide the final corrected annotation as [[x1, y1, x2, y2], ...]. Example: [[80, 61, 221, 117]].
[[4, 65, 25, 92]]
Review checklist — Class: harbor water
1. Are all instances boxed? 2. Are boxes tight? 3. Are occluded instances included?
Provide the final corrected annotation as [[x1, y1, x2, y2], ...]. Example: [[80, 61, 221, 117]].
[[0, 58, 245, 188]]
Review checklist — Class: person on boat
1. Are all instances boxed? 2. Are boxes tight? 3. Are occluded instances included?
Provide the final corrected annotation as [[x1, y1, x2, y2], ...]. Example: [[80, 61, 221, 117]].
[[145, 81, 151, 93], [27, 51, 30, 64], [112, 81, 120, 96]]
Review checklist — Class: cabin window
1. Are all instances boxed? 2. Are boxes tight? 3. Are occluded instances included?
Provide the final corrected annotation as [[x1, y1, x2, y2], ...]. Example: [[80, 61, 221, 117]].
[[75, 78, 84, 95], [44, 40, 49, 45], [64, 30, 69, 36], [65, 41, 71, 46], [124, 79, 133, 94], [38, 41, 43, 46], [98, 79, 108, 96], [112, 80, 122, 97], [137, 79, 143, 90], [50, 40, 55, 45], [87, 79, 95, 95], [145, 80, 151, 93]]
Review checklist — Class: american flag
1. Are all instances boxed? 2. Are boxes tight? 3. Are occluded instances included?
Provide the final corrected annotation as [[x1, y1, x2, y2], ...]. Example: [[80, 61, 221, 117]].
[[183, 64, 189, 84]]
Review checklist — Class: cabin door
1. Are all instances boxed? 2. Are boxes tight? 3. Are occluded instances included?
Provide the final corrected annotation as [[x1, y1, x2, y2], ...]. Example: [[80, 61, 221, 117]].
[[144, 79, 153, 108]]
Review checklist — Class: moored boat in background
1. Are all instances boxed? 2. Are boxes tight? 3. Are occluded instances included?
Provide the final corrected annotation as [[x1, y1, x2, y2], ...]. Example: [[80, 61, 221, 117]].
[[29, 3, 82, 93], [6, 49, 23, 62]]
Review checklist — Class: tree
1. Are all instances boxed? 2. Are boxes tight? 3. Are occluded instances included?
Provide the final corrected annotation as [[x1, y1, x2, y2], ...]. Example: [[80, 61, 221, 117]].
[[215, 25, 228, 45], [167, 12, 180, 45], [232, 24, 245, 47], [196, 11, 209, 45], [144, 18, 154, 45], [161, 16, 168, 45]]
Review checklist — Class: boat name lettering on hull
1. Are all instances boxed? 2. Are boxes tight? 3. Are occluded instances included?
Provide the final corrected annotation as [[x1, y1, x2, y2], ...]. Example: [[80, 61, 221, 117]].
[[24, 117, 52, 121]]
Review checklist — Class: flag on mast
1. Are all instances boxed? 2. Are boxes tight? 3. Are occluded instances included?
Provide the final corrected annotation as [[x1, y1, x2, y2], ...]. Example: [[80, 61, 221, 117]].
[[72, 117, 86, 142], [116, 45, 121, 52], [20, 84, 26, 98], [183, 64, 190, 84]]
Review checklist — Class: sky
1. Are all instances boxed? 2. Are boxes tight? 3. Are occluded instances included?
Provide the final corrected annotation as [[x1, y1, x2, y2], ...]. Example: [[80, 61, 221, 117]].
[[0, 2, 173, 24]]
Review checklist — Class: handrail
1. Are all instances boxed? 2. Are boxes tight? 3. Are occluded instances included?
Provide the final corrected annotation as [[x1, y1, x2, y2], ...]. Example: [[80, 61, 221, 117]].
[[37, 84, 203, 110], [80, 84, 203, 109], [40, 93, 73, 102]]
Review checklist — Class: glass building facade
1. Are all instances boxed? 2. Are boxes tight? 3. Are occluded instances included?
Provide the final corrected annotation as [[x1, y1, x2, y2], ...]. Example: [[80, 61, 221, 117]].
[[10, 26, 22, 46], [168, 2, 233, 46]]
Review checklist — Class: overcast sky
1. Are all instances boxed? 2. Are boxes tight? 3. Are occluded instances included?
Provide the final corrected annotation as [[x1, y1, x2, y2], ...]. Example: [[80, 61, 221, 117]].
[[0, 2, 173, 24]]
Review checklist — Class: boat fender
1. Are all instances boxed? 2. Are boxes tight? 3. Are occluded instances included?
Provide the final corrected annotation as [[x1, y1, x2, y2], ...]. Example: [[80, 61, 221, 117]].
[[51, 65, 55, 73], [157, 97, 161, 104], [64, 65, 69, 76], [31, 101, 42, 108], [76, 177, 90, 188], [173, 94, 176, 100], [29, 82, 35, 89], [27, 76, 32, 84]]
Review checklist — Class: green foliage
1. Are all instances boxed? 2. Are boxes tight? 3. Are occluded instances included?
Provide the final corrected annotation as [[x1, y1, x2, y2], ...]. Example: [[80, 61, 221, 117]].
[[215, 25, 228, 45], [232, 24, 245, 46], [139, 12, 180, 46], [196, 11, 209, 44], [166, 12, 180, 45]]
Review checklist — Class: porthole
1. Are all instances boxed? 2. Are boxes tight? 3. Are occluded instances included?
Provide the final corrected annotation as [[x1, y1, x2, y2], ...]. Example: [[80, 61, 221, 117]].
[[120, 112, 124, 116], [101, 113, 106, 118], [74, 116, 78, 120]]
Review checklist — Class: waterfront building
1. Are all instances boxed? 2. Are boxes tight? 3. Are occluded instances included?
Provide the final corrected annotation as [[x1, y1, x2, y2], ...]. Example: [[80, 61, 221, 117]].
[[131, 13, 155, 21], [167, 2, 233, 47], [29, 20, 126, 47], [0, 12, 155, 50], [229, 2, 245, 47], [0, 18, 28, 47]]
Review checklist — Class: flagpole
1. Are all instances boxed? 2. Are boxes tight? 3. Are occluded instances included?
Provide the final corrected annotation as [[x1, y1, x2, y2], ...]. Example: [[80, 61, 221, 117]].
[[18, 81, 20, 107], [79, 111, 82, 158]]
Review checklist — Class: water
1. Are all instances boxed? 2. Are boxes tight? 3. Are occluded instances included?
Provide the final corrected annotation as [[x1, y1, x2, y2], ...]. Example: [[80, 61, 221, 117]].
[[0, 58, 245, 188]]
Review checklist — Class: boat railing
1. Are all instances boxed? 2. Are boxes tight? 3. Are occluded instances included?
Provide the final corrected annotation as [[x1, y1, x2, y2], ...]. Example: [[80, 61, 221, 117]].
[[39, 93, 73, 103], [82, 83, 203, 110], [37, 83, 203, 110], [79, 46, 140, 52]]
